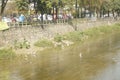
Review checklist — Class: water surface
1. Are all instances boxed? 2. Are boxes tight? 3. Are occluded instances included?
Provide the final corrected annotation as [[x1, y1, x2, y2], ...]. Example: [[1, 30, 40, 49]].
[[0, 32, 120, 80]]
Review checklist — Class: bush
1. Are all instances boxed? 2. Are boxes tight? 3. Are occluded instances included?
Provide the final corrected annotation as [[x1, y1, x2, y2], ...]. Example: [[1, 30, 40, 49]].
[[54, 34, 65, 42], [14, 39, 30, 49], [34, 39, 54, 47]]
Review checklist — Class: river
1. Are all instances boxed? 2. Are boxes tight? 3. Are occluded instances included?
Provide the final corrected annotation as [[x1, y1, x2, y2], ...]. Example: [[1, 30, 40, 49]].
[[0, 32, 120, 80]]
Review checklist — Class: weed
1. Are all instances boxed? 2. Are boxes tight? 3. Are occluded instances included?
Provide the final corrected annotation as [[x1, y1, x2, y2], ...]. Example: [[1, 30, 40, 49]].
[[14, 39, 30, 49], [34, 39, 54, 47], [54, 34, 65, 42]]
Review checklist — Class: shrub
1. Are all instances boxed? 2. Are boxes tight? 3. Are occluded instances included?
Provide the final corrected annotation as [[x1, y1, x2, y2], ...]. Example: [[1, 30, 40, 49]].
[[54, 34, 65, 42], [14, 39, 30, 49], [34, 39, 54, 47]]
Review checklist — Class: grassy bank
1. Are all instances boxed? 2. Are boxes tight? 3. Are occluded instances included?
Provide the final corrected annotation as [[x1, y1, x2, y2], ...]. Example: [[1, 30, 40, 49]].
[[56, 23, 120, 42], [0, 23, 120, 55], [35, 23, 120, 49]]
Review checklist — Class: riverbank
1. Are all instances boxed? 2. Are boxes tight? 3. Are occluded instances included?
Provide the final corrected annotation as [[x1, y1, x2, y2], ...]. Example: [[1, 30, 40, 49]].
[[0, 22, 120, 55], [0, 26, 120, 80], [0, 20, 120, 80], [0, 19, 119, 47]]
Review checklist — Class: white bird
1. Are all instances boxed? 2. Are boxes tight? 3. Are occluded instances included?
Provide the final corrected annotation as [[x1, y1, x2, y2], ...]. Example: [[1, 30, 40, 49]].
[[79, 53, 82, 58]]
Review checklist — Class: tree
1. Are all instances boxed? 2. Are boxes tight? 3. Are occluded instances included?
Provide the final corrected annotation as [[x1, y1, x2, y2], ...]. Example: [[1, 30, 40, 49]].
[[16, 0, 29, 14], [0, 0, 8, 16], [111, 0, 120, 16]]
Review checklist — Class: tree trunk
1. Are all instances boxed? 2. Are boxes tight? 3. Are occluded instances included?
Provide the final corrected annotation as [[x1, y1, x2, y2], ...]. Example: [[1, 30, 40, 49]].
[[117, 12, 119, 17], [108, 10, 110, 17], [89, 0, 92, 18], [0, 0, 8, 16], [99, 5, 103, 18], [56, 6, 58, 19], [41, 13, 44, 29], [52, 6, 55, 22], [117, 10, 120, 17], [112, 10, 115, 17]]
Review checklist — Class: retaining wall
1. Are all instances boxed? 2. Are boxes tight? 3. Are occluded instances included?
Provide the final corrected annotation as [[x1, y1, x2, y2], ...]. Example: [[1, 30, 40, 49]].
[[0, 20, 119, 47]]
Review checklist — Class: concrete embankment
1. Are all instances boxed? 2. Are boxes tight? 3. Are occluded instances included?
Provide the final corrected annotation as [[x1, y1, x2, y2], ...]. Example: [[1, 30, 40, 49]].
[[0, 20, 119, 47]]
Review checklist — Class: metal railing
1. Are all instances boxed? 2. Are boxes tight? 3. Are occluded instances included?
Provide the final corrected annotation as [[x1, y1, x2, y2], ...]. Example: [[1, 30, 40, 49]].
[[7, 19, 70, 28]]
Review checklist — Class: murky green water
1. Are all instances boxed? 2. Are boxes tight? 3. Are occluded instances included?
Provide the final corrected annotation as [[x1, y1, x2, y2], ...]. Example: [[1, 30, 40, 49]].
[[0, 32, 120, 80]]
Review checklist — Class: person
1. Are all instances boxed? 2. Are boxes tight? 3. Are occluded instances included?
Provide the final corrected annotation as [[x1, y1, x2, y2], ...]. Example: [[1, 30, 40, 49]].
[[19, 14, 25, 22], [11, 16, 16, 22]]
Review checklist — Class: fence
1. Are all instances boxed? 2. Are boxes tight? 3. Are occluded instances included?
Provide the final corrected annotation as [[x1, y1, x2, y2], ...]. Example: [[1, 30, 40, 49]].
[[0, 17, 120, 47], [7, 19, 69, 28]]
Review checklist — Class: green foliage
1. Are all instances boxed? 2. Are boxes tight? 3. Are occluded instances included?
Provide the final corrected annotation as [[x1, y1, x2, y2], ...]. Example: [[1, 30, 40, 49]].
[[54, 34, 65, 42], [72, 11, 79, 18], [33, 0, 52, 14], [54, 23, 120, 43], [34, 39, 54, 47], [85, 27, 106, 37], [63, 31, 84, 42], [84, 27, 101, 37], [110, 24, 120, 31], [16, 0, 29, 13], [0, 48, 15, 59], [84, 24, 120, 37], [14, 39, 30, 49]]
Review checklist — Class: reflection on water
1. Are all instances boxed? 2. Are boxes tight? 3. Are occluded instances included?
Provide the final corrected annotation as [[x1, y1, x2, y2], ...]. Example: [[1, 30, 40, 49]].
[[0, 32, 120, 80], [94, 46, 120, 80]]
